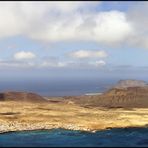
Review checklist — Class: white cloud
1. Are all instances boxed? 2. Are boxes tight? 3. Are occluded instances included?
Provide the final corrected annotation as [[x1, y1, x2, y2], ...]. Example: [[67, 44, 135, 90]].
[[0, 2, 99, 39], [90, 11, 132, 43], [0, 58, 106, 70], [27, 10, 132, 44], [95, 60, 106, 66], [39, 60, 106, 69], [14, 51, 36, 60], [69, 50, 107, 59], [40, 61, 67, 68], [0, 2, 148, 49], [0, 2, 132, 45], [0, 60, 36, 69], [125, 3, 148, 49]]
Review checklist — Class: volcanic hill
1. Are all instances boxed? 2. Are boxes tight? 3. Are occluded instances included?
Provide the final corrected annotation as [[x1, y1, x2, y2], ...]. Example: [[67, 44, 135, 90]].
[[113, 79, 148, 88], [65, 80, 148, 108], [0, 91, 47, 103]]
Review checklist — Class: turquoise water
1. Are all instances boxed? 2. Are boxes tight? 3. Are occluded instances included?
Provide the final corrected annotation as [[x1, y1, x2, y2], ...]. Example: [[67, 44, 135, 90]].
[[0, 128, 148, 147]]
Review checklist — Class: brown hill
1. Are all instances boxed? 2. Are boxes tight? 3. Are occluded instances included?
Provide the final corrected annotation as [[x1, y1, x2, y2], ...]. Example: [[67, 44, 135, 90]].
[[0, 91, 47, 103], [65, 80, 148, 108]]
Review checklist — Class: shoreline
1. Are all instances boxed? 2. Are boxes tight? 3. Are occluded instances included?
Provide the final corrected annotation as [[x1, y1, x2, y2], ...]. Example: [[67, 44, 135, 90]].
[[85, 92, 103, 96], [0, 125, 148, 135], [0, 101, 148, 135]]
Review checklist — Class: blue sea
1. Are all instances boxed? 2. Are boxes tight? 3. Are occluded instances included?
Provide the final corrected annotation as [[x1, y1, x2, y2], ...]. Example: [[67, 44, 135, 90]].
[[0, 78, 117, 97], [0, 128, 148, 147]]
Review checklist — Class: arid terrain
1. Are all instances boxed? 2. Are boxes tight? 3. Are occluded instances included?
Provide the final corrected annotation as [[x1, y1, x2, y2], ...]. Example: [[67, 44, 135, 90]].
[[64, 80, 148, 108], [0, 80, 148, 133], [0, 100, 148, 133]]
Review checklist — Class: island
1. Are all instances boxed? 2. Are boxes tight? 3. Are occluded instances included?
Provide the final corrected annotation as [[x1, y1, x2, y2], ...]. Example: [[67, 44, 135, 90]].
[[0, 79, 148, 133]]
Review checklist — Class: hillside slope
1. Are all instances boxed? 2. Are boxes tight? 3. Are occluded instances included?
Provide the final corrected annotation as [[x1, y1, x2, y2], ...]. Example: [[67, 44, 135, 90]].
[[0, 91, 47, 103], [65, 80, 148, 108]]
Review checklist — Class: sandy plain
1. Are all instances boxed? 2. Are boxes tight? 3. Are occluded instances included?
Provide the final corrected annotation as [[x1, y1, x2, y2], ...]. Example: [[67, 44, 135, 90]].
[[0, 99, 148, 133]]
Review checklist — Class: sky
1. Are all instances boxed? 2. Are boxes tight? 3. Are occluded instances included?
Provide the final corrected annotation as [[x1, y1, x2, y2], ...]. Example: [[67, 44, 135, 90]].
[[0, 1, 148, 81]]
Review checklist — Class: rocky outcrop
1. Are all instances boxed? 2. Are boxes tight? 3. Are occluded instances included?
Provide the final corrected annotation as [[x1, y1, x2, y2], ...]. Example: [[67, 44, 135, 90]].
[[0, 91, 47, 103]]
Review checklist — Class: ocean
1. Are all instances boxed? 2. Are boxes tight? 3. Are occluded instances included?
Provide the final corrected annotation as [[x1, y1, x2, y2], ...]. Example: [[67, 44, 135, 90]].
[[0, 78, 116, 97], [0, 128, 148, 147]]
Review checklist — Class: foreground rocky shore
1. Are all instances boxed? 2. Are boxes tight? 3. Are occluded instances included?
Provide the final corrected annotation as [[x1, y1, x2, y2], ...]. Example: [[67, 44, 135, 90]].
[[0, 100, 148, 133]]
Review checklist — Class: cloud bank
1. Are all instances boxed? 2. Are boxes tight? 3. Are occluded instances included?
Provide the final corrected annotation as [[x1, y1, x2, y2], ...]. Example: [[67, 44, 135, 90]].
[[0, 2, 147, 49], [0, 2, 132, 45], [69, 50, 107, 59]]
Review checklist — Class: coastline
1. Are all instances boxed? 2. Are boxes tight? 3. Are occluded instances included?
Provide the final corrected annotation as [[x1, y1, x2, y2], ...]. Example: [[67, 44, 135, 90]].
[[0, 101, 148, 134], [85, 92, 102, 96], [0, 124, 148, 135]]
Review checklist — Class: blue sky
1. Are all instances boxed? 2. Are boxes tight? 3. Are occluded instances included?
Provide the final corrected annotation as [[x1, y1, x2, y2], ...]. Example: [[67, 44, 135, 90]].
[[0, 1, 148, 80]]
